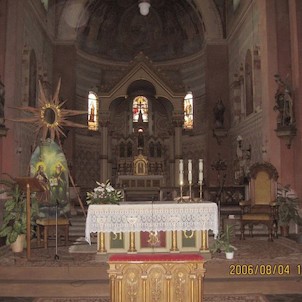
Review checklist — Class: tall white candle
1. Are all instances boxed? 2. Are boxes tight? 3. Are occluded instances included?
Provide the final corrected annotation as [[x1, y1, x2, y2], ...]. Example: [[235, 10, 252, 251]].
[[179, 159, 184, 185], [199, 159, 203, 183], [188, 159, 192, 183], [188, 172, 192, 183], [179, 159, 183, 172], [188, 159, 192, 172], [179, 173, 184, 186]]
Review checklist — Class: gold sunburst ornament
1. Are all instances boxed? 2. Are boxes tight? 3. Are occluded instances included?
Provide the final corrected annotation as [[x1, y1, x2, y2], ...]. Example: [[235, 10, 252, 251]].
[[11, 79, 87, 142]]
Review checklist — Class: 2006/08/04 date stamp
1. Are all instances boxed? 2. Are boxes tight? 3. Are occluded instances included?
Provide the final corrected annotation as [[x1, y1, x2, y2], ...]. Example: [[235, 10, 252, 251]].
[[229, 264, 302, 275]]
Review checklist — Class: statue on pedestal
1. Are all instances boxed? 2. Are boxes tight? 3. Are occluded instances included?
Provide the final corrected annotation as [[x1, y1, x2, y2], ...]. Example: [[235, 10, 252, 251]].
[[213, 99, 225, 129], [274, 74, 294, 127]]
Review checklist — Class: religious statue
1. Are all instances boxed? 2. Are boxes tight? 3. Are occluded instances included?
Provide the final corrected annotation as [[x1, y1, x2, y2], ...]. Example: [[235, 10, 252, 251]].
[[138, 131, 144, 148], [213, 99, 225, 128], [89, 103, 95, 122], [234, 136, 251, 184], [273, 74, 294, 127]]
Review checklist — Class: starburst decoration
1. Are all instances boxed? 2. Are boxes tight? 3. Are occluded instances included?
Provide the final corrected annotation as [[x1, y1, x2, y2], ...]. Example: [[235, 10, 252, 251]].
[[10, 79, 87, 142]]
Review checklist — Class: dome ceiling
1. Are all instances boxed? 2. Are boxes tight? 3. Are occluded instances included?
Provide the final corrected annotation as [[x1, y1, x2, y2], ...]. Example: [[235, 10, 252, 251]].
[[77, 0, 205, 62]]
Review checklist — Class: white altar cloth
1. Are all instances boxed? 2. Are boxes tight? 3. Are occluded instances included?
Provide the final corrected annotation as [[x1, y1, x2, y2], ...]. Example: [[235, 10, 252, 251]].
[[85, 202, 218, 244]]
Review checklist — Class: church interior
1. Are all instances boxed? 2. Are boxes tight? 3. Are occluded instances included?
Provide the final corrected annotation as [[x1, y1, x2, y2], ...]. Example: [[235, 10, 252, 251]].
[[0, 0, 302, 301]]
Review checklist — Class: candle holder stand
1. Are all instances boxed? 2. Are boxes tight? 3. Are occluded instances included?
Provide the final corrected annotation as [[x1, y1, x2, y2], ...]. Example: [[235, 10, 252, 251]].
[[189, 182, 193, 202], [199, 181, 203, 202], [178, 184, 184, 203]]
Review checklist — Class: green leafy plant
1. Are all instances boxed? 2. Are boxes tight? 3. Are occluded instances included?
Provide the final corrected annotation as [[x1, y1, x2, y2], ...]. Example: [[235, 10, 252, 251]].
[[0, 177, 38, 245], [86, 179, 123, 205], [276, 186, 302, 227], [210, 224, 237, 253]]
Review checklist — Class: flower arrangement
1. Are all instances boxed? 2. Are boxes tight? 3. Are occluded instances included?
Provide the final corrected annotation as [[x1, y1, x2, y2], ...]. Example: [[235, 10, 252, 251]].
[[210, 224, 237, 254], [86, 180, 123, 205]]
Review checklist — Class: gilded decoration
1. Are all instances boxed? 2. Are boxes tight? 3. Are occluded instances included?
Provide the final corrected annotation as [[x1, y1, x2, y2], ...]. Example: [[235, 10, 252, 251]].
[[108, 254, 205, 302], [133, 153, 148, 175]]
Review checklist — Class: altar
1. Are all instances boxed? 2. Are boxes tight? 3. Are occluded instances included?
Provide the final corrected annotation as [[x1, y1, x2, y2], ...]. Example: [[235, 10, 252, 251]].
[[85, 202, 218, 256]]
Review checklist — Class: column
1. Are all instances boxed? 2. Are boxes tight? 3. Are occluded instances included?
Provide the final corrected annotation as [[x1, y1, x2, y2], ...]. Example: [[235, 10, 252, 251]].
[[288, 0, 302, 197], [100, 112, 110, 182], [172, 113, 183, 187], [257, 0, 281, 169]]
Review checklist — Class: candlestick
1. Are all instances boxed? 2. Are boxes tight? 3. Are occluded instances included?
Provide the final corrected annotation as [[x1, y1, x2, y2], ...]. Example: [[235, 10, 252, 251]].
[[179, 159, 184, 203], [199, 181, 203, 202], [188, 172, 192, 183], [188, 159, 192, 183], [199, 159, 203, 184], [179, 184, 183, 203], [188, 159, 192, 172], [179, 159, 184, 186], [179, 159, 183, 172], [179, 174, 183, 186], [189, 182, 192, 202], [199, 159, 203, 202]]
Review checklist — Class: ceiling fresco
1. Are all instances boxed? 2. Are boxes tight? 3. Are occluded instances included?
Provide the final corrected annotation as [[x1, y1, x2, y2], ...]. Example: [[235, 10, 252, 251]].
[[76, 0, 205, 62]]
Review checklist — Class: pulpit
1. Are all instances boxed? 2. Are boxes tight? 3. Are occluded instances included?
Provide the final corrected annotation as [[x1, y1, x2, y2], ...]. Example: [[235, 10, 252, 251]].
[[108, 253, 206, 302]]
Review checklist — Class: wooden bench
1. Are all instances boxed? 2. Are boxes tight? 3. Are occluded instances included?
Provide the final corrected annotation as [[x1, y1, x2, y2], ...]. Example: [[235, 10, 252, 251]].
[[108, 253, 206, 302], [36, 218, 69, 249]]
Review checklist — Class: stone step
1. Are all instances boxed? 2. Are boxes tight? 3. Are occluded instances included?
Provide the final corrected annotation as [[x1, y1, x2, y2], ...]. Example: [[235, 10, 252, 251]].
[[69, 215, 86, 238]]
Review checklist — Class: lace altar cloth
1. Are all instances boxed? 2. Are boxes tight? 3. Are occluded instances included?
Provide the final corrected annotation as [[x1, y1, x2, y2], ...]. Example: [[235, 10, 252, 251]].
[[85, 202, 218, 244]]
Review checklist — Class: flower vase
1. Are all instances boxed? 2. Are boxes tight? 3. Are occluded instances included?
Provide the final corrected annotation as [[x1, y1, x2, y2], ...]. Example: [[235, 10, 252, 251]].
[[225, 251, 234, 260], [10, 234, 25, 253]]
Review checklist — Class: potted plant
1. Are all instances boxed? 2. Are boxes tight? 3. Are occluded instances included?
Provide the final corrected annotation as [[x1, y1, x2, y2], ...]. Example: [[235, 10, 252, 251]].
[[86, 179, 123, 205], [210, 224, 237, 259], [276, 185, 302, 237], [0, 177, 38, 252]]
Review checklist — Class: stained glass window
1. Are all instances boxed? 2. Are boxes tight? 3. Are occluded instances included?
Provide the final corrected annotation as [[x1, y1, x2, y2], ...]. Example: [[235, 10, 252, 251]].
[[88, 91, 98, 131], [133, 96, 148, 122], [184, 91, 193, 129]]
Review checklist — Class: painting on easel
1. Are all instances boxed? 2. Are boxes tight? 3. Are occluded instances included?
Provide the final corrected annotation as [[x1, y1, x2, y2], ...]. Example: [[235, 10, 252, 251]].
[[30, 139, 69, 218]]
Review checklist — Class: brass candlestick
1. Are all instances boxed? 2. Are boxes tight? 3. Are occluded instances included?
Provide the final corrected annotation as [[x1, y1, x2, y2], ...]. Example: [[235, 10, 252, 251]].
[[179, 184, 184, 203], [189, 181, 193, 202], [199, 180, 203, 202]]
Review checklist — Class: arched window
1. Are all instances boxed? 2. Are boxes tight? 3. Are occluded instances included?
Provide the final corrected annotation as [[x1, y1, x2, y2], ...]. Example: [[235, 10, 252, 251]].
[[29, 50, 37, 107], [184, 91, 193, 129], [245, 50, 254, 116], [88, 91, 99, 131], [133, 96, 148, 122]]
